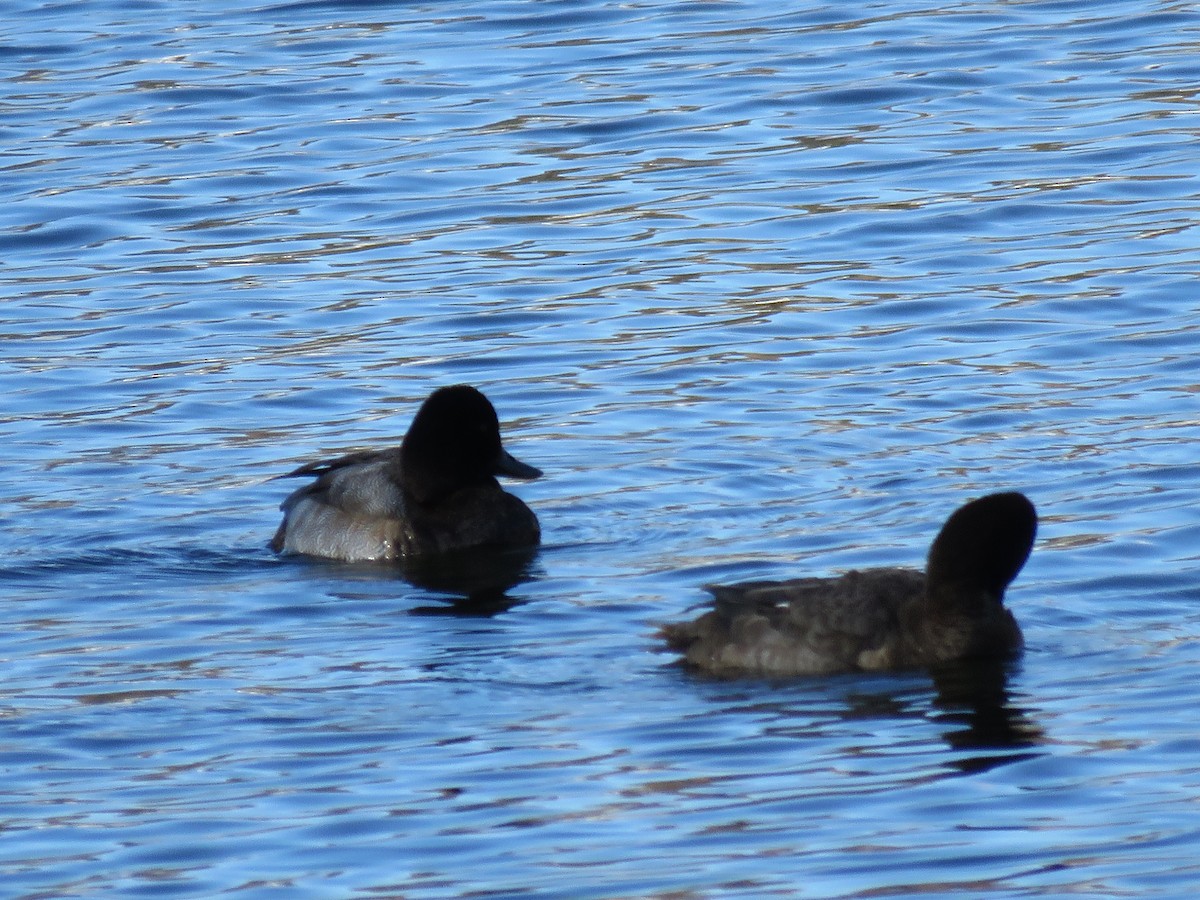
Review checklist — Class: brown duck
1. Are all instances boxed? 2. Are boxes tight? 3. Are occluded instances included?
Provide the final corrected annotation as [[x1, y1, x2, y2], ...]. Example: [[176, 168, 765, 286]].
[[661, 492, 1037, 676]]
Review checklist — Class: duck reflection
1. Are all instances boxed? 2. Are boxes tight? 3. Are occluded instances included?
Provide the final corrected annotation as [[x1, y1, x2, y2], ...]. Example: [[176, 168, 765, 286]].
[[670, 654, 1045, 777], [402, 544, 540, 616], [928, 655, 1044, 773], [834, 656, 1044, 774], [280, 543, 539, 615]]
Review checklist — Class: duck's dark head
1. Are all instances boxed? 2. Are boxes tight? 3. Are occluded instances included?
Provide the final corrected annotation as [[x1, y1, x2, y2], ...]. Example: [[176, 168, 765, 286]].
[[400, 385, 541, 504], [925, 491, 1037, 610]]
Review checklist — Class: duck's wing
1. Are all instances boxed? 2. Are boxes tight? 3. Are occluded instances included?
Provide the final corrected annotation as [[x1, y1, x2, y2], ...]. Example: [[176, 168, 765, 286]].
[[711, 573, 911, 641], [276, 449, 405, 518], [706, 577, 833, 617], [664, 569, 924, 676], [276, 449, 389, 480]]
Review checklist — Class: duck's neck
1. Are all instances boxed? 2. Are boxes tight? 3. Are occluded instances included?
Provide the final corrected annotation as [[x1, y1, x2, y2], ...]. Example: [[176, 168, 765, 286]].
[[399, 455, 496, 507], [917, 586, 1021, 662]]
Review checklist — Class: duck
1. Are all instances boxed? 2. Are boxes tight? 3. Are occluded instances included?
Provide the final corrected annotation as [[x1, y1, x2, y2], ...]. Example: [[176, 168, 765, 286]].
[[271, 385, 542, 561], [661, 492, 1037, 677]]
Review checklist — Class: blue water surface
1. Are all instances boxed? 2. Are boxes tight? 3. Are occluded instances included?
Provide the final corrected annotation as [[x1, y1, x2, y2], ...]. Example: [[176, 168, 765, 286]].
[[3, 0, 1200, 896]]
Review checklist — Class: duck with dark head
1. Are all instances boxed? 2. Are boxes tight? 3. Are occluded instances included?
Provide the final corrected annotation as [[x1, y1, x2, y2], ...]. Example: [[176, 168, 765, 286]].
[[661, 492, 1037, 677], [271, 385, 542, 562]]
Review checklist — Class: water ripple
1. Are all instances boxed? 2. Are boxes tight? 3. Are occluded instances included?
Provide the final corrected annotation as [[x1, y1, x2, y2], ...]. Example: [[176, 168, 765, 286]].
[[3, 0, 1200, 896]]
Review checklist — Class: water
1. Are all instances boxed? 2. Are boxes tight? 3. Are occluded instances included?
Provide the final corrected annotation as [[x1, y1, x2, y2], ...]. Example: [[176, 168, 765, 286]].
[[3, 0, 1200, 895]]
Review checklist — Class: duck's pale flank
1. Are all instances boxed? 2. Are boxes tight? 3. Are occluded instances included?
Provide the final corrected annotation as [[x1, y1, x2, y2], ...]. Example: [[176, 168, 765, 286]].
[[271, 385, 541, 561], [661, 492, 1037, 677]]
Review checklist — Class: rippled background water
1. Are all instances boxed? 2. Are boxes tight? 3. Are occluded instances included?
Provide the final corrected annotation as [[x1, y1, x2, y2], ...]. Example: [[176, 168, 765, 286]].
[[3, 0, 1200, 896]]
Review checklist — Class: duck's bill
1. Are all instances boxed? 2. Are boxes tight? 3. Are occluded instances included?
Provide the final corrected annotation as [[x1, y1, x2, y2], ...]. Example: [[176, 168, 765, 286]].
[[495, 449, 542, 480]]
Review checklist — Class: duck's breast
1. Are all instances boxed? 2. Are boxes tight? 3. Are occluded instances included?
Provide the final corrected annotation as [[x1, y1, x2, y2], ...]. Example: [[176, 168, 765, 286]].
[[405, 487, 540, 555]]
